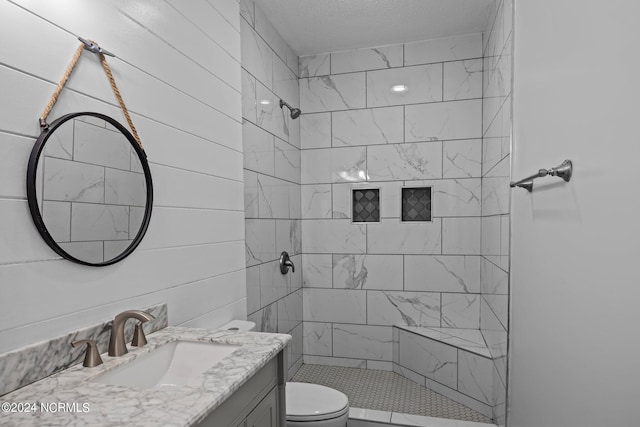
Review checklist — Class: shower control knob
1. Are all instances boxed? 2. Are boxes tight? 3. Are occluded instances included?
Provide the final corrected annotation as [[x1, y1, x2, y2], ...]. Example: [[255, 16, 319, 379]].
[[279, 251, 295, 274]]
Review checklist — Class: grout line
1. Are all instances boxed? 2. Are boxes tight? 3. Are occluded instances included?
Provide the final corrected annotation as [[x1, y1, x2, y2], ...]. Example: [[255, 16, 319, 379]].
[[299, 57, 486, 78], [442, 62, 445, 101]]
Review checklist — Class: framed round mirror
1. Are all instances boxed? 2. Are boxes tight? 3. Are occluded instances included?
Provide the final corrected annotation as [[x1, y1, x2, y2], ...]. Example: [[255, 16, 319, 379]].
[[26, 112, 153, 266]]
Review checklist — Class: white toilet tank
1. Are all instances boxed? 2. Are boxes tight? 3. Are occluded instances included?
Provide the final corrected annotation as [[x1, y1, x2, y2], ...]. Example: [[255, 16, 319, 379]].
[[218, 320, 256, 332]]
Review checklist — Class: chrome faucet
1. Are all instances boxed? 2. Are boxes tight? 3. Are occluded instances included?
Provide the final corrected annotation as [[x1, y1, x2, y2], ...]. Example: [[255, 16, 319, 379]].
[[108, 310, 155, 357]]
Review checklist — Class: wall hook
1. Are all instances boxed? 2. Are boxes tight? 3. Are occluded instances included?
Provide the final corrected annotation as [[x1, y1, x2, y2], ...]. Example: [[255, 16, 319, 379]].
[[78, 36, 116, 57]]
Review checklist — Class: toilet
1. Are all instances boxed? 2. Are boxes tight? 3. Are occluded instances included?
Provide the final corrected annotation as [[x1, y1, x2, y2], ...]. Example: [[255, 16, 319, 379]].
[[219, 321, 349, 427], [286, 382, 349, 426]]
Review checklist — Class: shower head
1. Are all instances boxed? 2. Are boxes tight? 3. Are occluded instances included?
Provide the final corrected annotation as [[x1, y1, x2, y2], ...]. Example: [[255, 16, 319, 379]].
[[290, 108, 302, 119], [279, 99, 302, 120]]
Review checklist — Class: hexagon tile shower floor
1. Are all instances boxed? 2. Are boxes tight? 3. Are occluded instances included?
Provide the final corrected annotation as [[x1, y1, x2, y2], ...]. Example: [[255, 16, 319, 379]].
[[292, 364, 491, 423]]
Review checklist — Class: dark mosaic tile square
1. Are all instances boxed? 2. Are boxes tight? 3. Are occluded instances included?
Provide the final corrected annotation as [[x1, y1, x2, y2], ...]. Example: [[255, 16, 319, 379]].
[[352, 188, 380, 222], [402, 187, 432, 222]]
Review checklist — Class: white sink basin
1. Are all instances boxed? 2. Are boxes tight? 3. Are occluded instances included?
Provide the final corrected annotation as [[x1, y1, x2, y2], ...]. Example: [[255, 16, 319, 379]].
[[93, 341, 241, 390]]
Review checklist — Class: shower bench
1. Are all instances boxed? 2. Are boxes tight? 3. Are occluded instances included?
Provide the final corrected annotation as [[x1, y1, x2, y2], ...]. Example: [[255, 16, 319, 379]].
[[392, 325, 499, 419]]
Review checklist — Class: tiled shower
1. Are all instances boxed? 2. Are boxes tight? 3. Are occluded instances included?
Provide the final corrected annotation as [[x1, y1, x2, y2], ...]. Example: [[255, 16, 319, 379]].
[[242, 0, 512, 424]]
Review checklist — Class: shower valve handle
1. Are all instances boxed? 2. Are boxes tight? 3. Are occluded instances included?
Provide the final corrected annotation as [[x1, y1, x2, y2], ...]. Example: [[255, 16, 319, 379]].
[[279, 251, 295, 274]]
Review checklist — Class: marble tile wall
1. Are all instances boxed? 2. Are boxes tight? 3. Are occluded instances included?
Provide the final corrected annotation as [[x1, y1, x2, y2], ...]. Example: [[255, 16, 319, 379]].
[[299, 34, 487, 371], [393, 327, 494, 418], [481, 0, 513, 425], [240, 0, 303, 376]]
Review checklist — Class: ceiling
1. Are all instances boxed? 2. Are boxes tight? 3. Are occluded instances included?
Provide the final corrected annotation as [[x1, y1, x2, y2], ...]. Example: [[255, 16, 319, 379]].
[[253, 0, 496, 56]]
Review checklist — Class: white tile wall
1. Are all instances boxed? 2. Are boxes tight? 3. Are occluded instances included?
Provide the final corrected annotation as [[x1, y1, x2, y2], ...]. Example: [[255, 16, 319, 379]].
[[274, 138, 301, 183], [297, 40, 485, 373], [301, 146, 366, 184], [243, 120, 275, 175], [404, 256, 481, 293], [443, 139, 482, 178], [332, 254, 403, 290], [254, 6, 289, 66], [367, 64, 443, 107], [332, 107, 403, 146], [241, 0, 303, 375], [408, 179, 481, 217], [244, 170, 259, 218], [481, 0, 513, 423], [442, 217, 481, 255], [405, 100, 482, 142], [367, 142, 443, 181], [260, 260, 289, 308], [303, 355, 366, 369], [303, 321, 332, 356], [457, 351, 494, 405], [398, 329, 458, 388], [331, 45, 403, 74], [277, 289, 303, 333], [404, 34, 483, 66], [301, 220, 366, 253], [367, 291, 440, 327], [441, 294, 480, 329], [245, 218, 276, 266], [300, 73, 367, 113], [241, 18, 272, 88], [256, 82, 289, 142], [332, 324, 393, 361], [257, 174, 290, 219], [443, 60, 483, 101], [301, 184, 332, 219], [302, 254, 333, 288], [366, 219, 442, 254], [300, 113, 331, 149], [299, 54, 330, 78], [242, 69, 257, 122], [303, 288, 366, 323]]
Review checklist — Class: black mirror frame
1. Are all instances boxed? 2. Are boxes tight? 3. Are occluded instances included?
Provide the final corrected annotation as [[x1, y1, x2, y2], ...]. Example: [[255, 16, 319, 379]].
[[26, 112, 154, 267]]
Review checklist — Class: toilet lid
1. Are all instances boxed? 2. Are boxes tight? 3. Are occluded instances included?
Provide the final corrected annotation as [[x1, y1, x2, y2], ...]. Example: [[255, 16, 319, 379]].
[[286, 382, 349, 422]]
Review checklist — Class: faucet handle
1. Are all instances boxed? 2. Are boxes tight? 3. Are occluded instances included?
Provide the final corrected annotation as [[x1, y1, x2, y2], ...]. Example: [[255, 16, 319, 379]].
[[279, 251, 295, 274], [131, 322, 148, 347], [71, 339, 103, 368]]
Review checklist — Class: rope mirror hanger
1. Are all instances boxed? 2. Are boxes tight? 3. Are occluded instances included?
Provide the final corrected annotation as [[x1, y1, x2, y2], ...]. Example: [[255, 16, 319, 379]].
[[39, 37, 142, 149]]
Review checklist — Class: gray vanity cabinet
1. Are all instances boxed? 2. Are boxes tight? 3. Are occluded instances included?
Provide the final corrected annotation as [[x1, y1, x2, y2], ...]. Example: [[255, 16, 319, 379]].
[[197, 349, 286, 427], [245, 387, 277, 427]]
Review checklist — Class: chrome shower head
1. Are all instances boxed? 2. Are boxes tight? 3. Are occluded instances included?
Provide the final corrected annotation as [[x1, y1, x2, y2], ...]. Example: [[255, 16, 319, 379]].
[[279, 99, 302, 120]]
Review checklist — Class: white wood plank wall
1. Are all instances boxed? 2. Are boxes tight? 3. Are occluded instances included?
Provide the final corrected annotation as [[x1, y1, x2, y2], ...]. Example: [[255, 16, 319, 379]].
[[0, 0, 245, 353]]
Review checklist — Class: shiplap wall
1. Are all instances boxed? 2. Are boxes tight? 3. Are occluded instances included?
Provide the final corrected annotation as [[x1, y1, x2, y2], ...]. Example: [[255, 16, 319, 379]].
[[0, 0, 246, 353]]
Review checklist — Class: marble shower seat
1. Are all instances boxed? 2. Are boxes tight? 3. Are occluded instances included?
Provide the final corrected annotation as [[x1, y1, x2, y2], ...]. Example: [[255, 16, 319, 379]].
[[392, 325, 496, 419]]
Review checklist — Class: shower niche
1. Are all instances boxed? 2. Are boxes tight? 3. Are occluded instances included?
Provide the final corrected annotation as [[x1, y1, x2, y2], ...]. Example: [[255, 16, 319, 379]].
[[352, 188, 380, 223]]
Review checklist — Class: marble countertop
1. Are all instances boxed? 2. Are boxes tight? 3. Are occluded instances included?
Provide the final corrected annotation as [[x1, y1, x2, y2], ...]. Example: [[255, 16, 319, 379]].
[[0, 327, 291, 426]]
